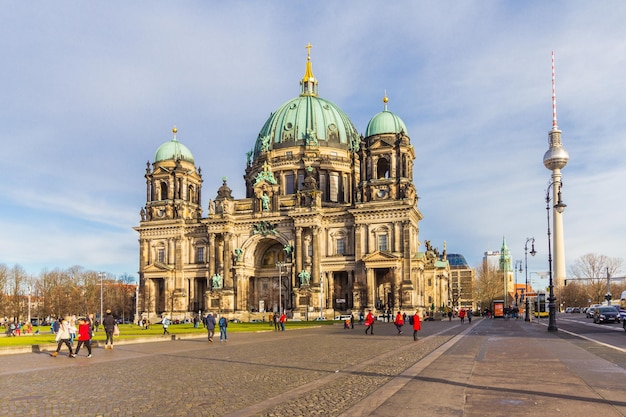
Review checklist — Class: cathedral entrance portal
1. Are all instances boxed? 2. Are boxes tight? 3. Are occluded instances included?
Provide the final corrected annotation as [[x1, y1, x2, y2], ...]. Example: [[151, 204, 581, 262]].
[[247, 241, 292, 313], [374, 268, 395, 311]]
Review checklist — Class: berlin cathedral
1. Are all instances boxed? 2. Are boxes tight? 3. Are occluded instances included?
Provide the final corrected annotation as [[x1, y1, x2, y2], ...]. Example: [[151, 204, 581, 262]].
[[135, 46, 451, 321]]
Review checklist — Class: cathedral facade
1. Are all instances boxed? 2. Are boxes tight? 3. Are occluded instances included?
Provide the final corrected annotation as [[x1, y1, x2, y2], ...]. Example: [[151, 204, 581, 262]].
[[134, 48, 450, 321]]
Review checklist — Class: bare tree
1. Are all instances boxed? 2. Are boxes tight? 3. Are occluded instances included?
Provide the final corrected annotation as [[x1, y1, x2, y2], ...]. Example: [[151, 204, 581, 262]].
[[6, 265, 28, 322], [0, 264, 8, 318], [474, 262, 502, 310], [568, 253, 624, 304]]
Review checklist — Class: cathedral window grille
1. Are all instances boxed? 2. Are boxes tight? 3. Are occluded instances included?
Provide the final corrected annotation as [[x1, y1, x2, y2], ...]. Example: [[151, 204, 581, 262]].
[[378, 234, 388, 251], [298, 172, 305, 191], [285, 173, 295, 194], [196, 247, 205, 264], [329, 173, 339, 202], [336, 238, 345, 255], [319, 172, 327, 199]]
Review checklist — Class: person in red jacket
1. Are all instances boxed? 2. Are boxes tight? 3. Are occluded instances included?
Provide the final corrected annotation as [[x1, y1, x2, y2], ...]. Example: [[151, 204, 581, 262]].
[[459, 308, 466, 324], [73, 318, 92, 358], [364, 310, 375, 335], [412, 309, 421, 341], [394, 311, 404, 335]]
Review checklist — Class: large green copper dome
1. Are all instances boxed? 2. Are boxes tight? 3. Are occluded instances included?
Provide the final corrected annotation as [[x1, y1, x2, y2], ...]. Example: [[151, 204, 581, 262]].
[[253, 48, 359, 157], [154, 127, 195, 164], [365, 97, 408, 137]]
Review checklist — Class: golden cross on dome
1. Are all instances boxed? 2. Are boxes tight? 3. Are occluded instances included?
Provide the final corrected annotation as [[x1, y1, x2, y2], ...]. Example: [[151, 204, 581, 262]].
[[305, 42, 312, 60]]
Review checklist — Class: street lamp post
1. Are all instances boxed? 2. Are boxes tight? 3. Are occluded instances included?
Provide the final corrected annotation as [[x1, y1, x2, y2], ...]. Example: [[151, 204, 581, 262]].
[[99, 272, 104, 330], [524, 238, 536, 321], [545, 182, 566, 332], [514, 260, 523, 307]]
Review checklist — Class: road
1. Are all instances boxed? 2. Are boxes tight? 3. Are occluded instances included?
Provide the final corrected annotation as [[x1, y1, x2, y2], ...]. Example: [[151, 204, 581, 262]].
[[1, 315, 624, 417]]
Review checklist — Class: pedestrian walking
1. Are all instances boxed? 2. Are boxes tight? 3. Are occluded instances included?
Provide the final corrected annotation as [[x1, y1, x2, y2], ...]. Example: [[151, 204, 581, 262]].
[[218, 316, 228, 341], [279, 312, 286, 331], [459, 308, 466, 324], [50, 318, 74, 357], [364, 310, 375, 335], [412, 309, 422, 341], [350, 313, 355, 329], [74, 318, 92, 358], [394, 311, 404, 335], [204, 313, 216, 343], [68, 316, 77, 345], [102, 310, 116, 350], [468, 308, 473, 324], [162, 317, 171, 335], [273, 312, 280, 331]]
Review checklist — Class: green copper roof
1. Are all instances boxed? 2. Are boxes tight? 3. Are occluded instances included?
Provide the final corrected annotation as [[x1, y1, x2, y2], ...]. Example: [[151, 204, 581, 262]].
[[154, 128, 195, 164], [254, 94, 359, 157], [253, 47, 360, 158], [365, 96, 408, 137], [365, 110, 408, 137]]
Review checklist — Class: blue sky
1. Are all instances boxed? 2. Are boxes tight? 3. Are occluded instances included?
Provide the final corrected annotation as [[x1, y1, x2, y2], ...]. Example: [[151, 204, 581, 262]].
[[1, 2, 625, 281]]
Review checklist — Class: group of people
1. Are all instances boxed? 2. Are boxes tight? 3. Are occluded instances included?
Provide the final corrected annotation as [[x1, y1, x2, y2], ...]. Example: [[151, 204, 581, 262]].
[[2, 321, 34, 336], [202, 312, 229, 342], [363, 309, 422, 341], [269, 312, 287, 331], [50, 309, 117, 358]]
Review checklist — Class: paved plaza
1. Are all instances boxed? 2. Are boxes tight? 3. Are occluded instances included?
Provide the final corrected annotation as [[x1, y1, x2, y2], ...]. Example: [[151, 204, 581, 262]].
[[1, 318, 625, 416]]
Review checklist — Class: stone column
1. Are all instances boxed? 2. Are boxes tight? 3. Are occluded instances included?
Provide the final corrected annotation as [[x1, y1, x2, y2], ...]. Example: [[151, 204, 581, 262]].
[[311, 227, 320, 284], [295, 227, 303, 275], [209, 235, 216, 277], [367, 268, 375, 308]]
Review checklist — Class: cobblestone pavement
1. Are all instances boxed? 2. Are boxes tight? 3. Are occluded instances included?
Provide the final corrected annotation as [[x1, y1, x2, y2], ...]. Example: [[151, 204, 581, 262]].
[[0, 320, 465, 417]]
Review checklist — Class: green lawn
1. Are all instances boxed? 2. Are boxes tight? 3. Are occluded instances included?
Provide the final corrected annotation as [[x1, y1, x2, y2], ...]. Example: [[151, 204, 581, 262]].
[[0, 320, 335, 348]]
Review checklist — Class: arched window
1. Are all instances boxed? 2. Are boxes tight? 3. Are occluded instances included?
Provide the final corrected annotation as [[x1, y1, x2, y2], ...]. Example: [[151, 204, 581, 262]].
[[377, 158, 389, 179], [160, 182, 168, 201]]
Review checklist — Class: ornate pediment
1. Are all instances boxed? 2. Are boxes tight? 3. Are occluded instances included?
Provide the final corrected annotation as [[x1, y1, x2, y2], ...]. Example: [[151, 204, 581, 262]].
[[362, 250, 400, 263], [144, 262, 174, 273]]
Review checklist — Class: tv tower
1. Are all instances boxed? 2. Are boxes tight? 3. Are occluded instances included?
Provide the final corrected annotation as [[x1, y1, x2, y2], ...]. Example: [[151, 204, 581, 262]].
[[543, 51, 569, 288]]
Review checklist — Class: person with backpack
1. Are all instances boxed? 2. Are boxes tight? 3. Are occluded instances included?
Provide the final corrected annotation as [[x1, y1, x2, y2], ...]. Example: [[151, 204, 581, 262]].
[[162, 316, 171, 335], [218, 316, 228, 341], [204, 313, 216, 343], [50, 318, 74, 358]]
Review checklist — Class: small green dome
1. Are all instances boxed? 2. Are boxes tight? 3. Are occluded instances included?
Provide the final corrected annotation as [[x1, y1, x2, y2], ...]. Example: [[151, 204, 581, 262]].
[[365, 110, 408, 137], [154, 128, 195, 164]]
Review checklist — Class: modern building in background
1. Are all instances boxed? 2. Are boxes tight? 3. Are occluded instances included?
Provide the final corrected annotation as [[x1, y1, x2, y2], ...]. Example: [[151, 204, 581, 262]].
[[447, 254, 476, 310], [134, 47, 451, 321]]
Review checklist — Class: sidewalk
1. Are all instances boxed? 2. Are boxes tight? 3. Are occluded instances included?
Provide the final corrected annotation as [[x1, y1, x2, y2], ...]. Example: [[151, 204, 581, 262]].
[[342, 318, 626, 417]]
